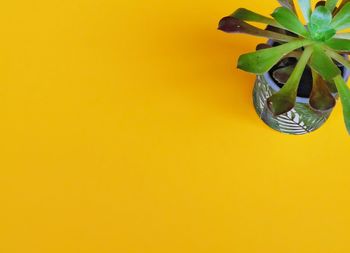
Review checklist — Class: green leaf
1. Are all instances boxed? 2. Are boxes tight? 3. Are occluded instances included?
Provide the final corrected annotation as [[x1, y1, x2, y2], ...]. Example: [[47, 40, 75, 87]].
[[237, 40, 313, 74], [337, 0, 350, 10], [309, 45, 341, 80], [265, 25, 297, 37], [334, 0, 349, 14], [232, 8, 282, 28], [267, 47, 313, 115], [272, 7, 309, 37], [331, 2, 350, 30], [308, 6, 336, 41], [277, 0, 297, 13], [308, 25, 336, 41], [325, 0, 339, 12], [298, 0, 312, 22], [310, 6, 332, 27], [333, 75, 350, 134], [320, 28, 336, 41], [218, 17, 297, 42], [325, 48, 350, 69], [310, 70, 336, 111], [325, 38, 350, 51]]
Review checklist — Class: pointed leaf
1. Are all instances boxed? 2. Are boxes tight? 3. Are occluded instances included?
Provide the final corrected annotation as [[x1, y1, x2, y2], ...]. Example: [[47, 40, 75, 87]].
[[325, 38, 350, 51], [278, 0, 298, 13], [309, 45, 341, 80], [333, 75, 350, 134], [298, 0, 312, 22], [232, 8, 282, 28], [267, 47, 313, 115], [325, 48, 350, 69], [325, 0, 339, 12], [238, 40, 313, 74], [310, 70, 336, 111], [265, 25, 297, 36], [320, 28, 336, 41], [308, 6, 336, 41], [310, 6, 332, 27], [218, 17, 297, 42], [337, 0, 350, 10], [331, 2, 350, 30], [309, 25, 336, 41], [272, 7, 309, 37]]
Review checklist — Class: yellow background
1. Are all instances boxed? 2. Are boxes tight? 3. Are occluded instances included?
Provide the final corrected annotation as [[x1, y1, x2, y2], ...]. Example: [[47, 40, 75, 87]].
[[0, 0, 350, 252]]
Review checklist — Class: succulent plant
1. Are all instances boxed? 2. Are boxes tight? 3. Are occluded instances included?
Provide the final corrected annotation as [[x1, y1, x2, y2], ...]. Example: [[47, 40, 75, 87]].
[[219, 0, 350, 134]]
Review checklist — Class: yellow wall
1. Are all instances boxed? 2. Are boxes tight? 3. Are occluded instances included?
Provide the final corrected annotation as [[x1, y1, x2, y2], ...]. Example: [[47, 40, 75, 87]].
[[0, 0, 350, 252]]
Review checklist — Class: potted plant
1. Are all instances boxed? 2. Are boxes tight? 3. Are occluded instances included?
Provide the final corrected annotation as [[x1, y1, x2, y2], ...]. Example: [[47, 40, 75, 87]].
[[219, 0, 350, 135]]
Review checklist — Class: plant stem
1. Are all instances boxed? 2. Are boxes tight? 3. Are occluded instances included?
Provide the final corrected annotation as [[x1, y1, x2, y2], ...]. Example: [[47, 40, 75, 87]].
[[333, 75, 350, 134]]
